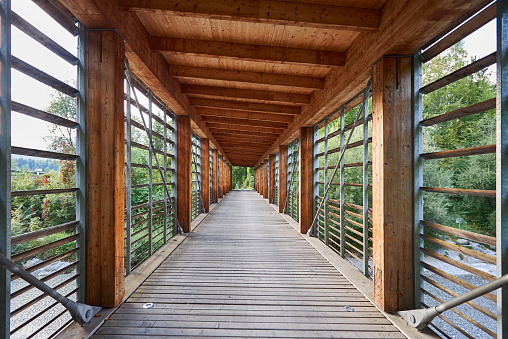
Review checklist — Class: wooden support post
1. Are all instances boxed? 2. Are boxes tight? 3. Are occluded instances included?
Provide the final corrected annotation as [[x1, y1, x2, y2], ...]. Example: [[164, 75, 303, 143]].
[[263, 160, 269, 199], [85, 30, 125, 307], [299, 127, 313, 234], [372, 56, 413, 312], [201, 138, 210, 212], [269, 154, 275, 204], [177, 116, 191, 233], [212, 149, 218, 203], [278, 145, 287, 213], [218, 155, 223, 198]]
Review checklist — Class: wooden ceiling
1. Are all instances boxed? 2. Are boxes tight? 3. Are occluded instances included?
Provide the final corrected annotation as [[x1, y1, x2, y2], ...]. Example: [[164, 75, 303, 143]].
[[116, 0, 386, 166], [59, 0, 491, 167]]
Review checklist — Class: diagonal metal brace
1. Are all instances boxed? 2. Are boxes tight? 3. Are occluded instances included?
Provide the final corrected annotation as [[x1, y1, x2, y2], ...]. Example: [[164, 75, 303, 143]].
[[0, 253, 100, 325], [399, 273, 508, 330]]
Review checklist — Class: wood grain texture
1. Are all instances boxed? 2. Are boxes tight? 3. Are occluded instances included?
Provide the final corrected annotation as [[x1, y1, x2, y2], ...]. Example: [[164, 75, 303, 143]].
[[177, 116, 191, 233], [372, 57, 413, 312], [182, 85, 311, 105], [93, 191, 404, 339], [191, 97, 301, 115], [85, 31, 125, 307], [299, 128, 313, 234], [278, 145, 288, 213], [121, 0, 380, 31], [212, 149, 218, 203], [269, 154, 276, 204], [150, 36, 345, 68]]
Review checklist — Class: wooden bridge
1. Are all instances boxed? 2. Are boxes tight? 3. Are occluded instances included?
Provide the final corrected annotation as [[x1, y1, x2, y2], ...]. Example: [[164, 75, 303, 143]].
[[93, 190, 406, 338], [1, 0, 505, 338]]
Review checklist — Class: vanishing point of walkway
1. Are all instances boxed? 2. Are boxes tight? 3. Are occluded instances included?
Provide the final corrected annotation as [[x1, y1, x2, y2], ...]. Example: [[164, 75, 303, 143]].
[[94, 190, 405, 338]]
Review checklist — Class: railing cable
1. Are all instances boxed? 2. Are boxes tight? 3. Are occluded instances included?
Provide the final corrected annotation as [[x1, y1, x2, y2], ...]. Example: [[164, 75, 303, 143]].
[[125, 58, 184, 235], [307, 79, 372, 237]]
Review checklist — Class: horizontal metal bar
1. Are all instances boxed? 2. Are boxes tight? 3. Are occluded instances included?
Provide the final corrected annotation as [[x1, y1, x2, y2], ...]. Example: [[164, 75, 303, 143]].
[[11, 56, 79, 97], [11, 220, 78, 246], [12, 101, 78, 128], [420, 52, 496, 94], [11, 11, 79, 65], [11, 146, 79, 161], [11, 187, 79, 197]]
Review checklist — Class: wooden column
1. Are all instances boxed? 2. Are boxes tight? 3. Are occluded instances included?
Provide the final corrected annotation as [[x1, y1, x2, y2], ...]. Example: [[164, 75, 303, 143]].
[[212, 149, 218, 203], [299, 127, 313, 234], [263, 160, 268, 199], [269, 154, 275, 204], [218, 155, 223, 198], [201, 138, 210, 212], [177, 116, 191, 233], [278, 145, 288, 213], [372, 56, 413, 312], [256, 167, 259, 193], [85, 30, 125, 307]]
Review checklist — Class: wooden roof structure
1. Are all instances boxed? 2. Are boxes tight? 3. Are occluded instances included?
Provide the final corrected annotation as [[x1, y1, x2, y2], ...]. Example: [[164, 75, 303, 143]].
[[59, 0, 489, 167]]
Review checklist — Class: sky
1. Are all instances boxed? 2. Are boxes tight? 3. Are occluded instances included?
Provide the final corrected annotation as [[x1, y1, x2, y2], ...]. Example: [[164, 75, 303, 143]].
[[10, 1, 498, 151]]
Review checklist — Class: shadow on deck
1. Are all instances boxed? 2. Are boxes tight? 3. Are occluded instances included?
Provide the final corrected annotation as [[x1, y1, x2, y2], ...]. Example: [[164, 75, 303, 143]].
[[92, 190, 406, 338]]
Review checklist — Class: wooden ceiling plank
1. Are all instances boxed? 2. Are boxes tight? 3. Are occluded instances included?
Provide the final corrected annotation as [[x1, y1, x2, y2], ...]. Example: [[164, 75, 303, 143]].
[[209, 128, 280, 138], [190, 97, 301, 115], [171, 65, 324, 89], [120, 0, 379, 31], [181, 85, 311, 104], [196, 107, 294, 123], [150, 36, 345, 68]]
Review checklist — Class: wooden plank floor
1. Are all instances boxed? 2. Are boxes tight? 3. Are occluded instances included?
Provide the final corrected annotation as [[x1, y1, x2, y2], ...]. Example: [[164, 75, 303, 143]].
[[94, 190, 405, 338]]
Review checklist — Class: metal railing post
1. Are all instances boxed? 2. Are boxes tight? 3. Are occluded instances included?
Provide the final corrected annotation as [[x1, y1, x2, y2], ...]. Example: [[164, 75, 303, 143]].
[[163, 103, 168, 244], [323, 117, 329, 243], [362, 93, 370, 276], [0, 0, 11, 334], [148, 89, 153, 256], [339, 107, 345, 257]]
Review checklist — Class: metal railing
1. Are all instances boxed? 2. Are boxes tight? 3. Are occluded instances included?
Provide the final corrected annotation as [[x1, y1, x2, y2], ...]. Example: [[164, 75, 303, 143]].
[[413, 3, 498, 336], [310, 82, 372, 277], [124, 67, 178, 274], [284, 139, 299, 221], [5, 1, 87, 336]]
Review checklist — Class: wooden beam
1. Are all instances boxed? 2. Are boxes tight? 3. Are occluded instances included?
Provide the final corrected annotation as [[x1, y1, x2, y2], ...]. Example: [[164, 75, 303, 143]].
[[190, 98, 301, 115], [120, 0, 379, 31], [299, 127, 313, 234], [151, 36, 345, 68], [206, 122, 283, 134], [177, 116, 191, 233], [170, 65, 324, 90], [269, 154, 275, 204], [85, 31, 125, 307], [372, 56, 413, 312], [278, 145, 287, 213], [58, 0, 231, 164], [254, 0, 491, 167], [212, 133, 277, 142], [209, 128, 280, 139], [218, 155, 223, 198], [202, 116, 288, 129], [181, 85, 311, 105], [212, 149, 218, 203], [201, 138, 210, 212], [197, 107, 293, 123]]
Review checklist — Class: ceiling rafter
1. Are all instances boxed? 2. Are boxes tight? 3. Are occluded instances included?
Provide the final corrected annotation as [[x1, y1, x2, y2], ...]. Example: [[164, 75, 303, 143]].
[[190, 98, 301, 115], [170, 65, 324, 90], [197, 108, 294, 123], [119, 0, 380, 31], [151, 36, 345, 68], [202, 116, 288, 129], [182, 85, 311, 105]]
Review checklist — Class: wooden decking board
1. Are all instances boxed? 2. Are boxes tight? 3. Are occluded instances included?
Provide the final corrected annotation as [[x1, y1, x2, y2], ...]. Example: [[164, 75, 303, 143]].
[[94, 190, 405, 338]]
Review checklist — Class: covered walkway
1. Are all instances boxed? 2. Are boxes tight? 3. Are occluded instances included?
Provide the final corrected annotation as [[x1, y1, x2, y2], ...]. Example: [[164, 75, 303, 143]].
[[93, 190, 404, 338]]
